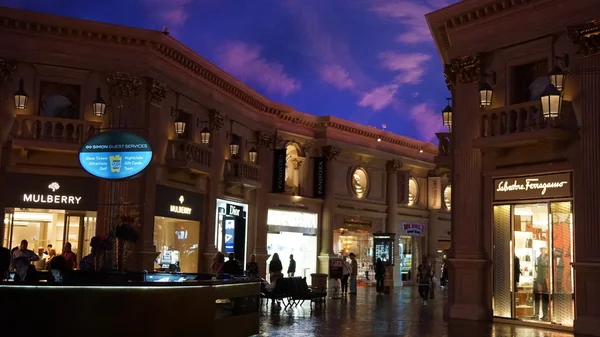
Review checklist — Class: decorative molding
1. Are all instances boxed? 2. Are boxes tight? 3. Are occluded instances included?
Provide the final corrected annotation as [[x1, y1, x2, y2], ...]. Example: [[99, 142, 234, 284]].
[[0, 59, 16, 84], [301, 141, 312, 156], [291, 158, 303, 170], [257, 131, 274, 149], [146, 78, 168, 107], [428, 167, 443, 177], [444, 0, 546, 31], [449, 55, 482, 85], [443, 64, 456, 91], [208, 109, 225, 131], [107, 72, 142, 99], [322, 145, 341, 161], [568, 20, 600, 57], [386, 160, 403, 173]]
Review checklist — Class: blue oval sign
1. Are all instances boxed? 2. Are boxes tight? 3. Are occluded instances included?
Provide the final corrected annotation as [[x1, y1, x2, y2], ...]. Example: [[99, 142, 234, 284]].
[[79, 131, 153, 180]]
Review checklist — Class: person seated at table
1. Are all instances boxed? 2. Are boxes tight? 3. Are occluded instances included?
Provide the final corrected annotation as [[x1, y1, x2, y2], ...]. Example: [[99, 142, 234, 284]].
[[48, 255, 72, 284], [13, 256, 40, 283], [223, 253, 243, 276]]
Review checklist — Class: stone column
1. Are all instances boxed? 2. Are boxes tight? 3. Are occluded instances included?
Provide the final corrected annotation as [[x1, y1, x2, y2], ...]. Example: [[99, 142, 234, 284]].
[[569, 37, 600, 335], [428, 210, 441, 279], [252, 132, 274, 278], [317, 145, 340, 273], [201, 109, 226, 272], [291, 158, 303, 195], [386, 160, 402, 287], [444, 55, 490, 321]]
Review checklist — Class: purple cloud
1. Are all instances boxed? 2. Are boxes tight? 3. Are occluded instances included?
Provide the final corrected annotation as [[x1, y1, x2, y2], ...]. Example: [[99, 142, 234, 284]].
[[379, 51, 432, 84], [358, 85, 399, 111], [408, 103, 447, 141], [216, 41, 301, 97], [141, 0, 192, 28], [319, 64, 355, 90]]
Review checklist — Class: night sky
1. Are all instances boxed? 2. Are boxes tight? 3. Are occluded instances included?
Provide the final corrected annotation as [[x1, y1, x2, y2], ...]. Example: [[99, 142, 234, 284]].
[[1, 0, 457, 142]]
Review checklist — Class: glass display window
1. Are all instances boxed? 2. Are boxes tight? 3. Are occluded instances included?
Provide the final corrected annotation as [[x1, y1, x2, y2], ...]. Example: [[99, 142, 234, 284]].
[[333, 229, 373, 284], [154, 216, 200, 273], [266, 232, 317, 283]]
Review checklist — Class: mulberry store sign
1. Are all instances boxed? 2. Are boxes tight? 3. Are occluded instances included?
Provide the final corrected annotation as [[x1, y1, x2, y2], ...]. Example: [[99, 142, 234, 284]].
[[155, 185, 203, 222], [1, 173, 98, 210], [494, 172, 572, 201]]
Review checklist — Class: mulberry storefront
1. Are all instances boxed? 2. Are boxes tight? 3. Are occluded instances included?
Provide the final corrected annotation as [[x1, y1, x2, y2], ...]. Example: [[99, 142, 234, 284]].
[[492, 172, 574, 327], [1, 172, 99, 262]]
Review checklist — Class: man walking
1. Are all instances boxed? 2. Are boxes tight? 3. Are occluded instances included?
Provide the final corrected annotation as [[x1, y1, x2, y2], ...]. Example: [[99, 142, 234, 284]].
[[417, 257, 433, 306], [287, 254, 296, 277], [349, 253, 358, 295]]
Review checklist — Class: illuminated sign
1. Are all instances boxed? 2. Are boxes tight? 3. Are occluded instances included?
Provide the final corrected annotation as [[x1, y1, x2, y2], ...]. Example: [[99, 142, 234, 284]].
[[401, 223, 424, 236], [79, 131, 153, 180], [226, 204, 243, 217], [169, 195, 192, 215], [22, 181, 82, 205], [428, 177, 441, 210], [493, 172, 572, 201]]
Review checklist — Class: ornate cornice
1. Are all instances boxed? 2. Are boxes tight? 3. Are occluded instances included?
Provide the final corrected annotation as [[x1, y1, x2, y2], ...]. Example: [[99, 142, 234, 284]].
[[208, 109, 225, 131], [107, 72, 142, 99], [322, 145, 341, 161], [257, 131, 274, 149], [0, 59, 16, 84], [386, 160, 403, 173], [449, 55, 482, 85], [568, 20, 600, 57], [146, 78, 167, 107], [444, 0, 546, 31]]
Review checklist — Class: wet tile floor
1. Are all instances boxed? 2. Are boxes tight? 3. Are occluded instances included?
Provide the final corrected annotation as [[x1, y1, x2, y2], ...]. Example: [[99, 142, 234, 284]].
[[258, 286, 576, 337]]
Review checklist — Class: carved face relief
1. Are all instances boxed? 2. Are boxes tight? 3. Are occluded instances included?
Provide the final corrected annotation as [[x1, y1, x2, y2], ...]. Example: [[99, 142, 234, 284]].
[[408, 178, 419, 206], [444, 185, 451, 211], [351, 167, 368, 198]]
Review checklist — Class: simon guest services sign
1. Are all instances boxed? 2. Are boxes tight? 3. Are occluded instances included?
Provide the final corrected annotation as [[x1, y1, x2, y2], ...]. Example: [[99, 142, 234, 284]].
[[494, 172, 572, 201]]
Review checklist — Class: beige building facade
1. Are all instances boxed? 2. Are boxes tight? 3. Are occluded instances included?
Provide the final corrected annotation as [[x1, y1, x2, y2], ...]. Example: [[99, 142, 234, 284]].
[[0, 7, 449, 286], [428, 0, 600, 334]]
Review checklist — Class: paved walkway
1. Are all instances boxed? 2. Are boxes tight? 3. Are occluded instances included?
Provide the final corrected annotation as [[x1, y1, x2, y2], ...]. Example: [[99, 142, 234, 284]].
[[258, 286, 576, 337]]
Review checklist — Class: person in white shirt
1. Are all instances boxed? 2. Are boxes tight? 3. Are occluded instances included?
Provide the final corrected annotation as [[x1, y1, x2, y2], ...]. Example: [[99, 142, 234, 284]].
[[341, 255, 353, 297], [11, 240, 39, 270], [33, 247, 46, 271]]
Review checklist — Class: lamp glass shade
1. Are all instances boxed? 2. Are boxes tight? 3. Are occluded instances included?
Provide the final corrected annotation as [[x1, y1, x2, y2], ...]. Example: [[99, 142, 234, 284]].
[[92, 88, 107, 117], [14, 79, 28, 110], [229, 142, 240, 156], [540, 84, 562, 119], [248, 147, 258, 163], [174, 119, 186, 135], [549, 65, 566, 92], [479, 82, 493, 107], [442, 105, 452, 127], [200, 127, 211, 145]]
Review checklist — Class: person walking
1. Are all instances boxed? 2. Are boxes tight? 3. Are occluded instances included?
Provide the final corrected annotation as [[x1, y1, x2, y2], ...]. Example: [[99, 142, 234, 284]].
[[269, 253, 283, 282], [349, 253, 358, 295], [375, 258, 386, 294], [417, 257, 433, 306], [341, 255, 352, 296], [287, 254, 296, 277]]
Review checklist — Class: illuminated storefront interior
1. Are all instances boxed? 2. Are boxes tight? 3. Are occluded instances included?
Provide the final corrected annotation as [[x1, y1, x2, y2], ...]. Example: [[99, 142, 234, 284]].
[[215, 199, 248, 266], [3, 209, 97, 261], [266, 209, 317, 283], [334, 228, 373, 284], [154, 216, 200, 273]]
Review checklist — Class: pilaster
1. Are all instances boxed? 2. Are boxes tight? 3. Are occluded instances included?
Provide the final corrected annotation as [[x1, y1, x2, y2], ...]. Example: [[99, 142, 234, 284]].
[[317, 145, 340, 273], [428, 210, 441, 279], [386, 160, 402, 287], [252, 132, 274, 277]]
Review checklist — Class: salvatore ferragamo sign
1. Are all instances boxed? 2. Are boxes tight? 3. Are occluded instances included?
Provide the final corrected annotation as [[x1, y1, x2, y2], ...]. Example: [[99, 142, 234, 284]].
[[493, 172, 572, 201]]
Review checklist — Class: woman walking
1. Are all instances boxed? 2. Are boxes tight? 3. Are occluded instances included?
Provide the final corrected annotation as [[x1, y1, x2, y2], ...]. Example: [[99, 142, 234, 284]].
[[375, 258, 386, 294]]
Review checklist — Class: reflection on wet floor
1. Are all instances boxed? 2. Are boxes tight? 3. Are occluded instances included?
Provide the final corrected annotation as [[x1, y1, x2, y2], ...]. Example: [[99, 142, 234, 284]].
[[258, 286, 575, 337]]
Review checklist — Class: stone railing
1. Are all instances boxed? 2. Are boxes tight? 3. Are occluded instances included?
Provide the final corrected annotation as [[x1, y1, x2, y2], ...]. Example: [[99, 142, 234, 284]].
[[478, 100, 570, 139], [166, 139, 212, 173], [436, 132, 452, 156], [9, 115, 99, 146], [224, 159, 260, 183]]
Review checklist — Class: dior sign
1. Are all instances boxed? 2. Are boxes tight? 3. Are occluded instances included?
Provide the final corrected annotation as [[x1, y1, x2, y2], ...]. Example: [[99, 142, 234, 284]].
[[494, 172, 572, 201]]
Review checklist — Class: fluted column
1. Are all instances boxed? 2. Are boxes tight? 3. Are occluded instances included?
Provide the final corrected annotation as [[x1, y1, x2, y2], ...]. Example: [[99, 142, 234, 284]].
[[428, 210, 441, 279], [201, 109, 226, 272], [386, 160, 402, 287], [317, 145, 340, 272], [252, 132, 274, 278]]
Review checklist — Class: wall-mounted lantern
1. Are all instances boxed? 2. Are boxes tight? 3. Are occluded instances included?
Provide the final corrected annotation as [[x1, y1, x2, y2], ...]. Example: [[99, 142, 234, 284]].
[[14, 79, 28, 110], [92, 87, 107, 117], [540, 83, 562, 119], [248, 146, 258, 163], [441, 97, 452, 132], [229, 138, 240, 157], [200, 127, 211, 145], [478, 71, 496, 107]]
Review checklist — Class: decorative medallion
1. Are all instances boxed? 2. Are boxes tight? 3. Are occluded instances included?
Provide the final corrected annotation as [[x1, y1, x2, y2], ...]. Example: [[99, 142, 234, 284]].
[[351, 167, 369, 199], [408, 177, 419, 206], [444, 185, 451, 211]]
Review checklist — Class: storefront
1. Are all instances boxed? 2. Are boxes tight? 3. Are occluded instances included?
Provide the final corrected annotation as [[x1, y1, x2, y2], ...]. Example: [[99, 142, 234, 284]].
[[1, 173, 99, 262], [397, 222, 426, 282], [215, 199, 248, 266], [265, 209, 317, 282], [492, 172, 574, 327], [333, 219, 376, 285], [154, 185, 204, 273]]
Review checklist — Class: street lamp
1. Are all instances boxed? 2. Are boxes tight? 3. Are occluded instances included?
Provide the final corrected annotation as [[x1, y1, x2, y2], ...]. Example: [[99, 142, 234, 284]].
[[248, 146, 258, 163], [92, 87, 107, 117], [14, 79, 28, 110], [441, 97, 452, 131], [540, 83, 562, 119]]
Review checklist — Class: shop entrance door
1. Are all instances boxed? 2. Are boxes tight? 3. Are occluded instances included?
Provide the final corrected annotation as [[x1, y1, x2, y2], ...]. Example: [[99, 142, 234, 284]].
[[63, 213, 85, 261]]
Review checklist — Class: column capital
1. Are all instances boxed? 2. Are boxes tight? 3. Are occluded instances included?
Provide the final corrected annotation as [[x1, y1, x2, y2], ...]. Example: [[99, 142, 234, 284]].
[[0, 58, 16, 84], [322, 145, 341, 161], [428, 167, 443, 177], [567, 20, 600, 57], [386, 160, 403, 173], [448, 54, 482, 85], [291, 158, 303, 170], [257, 131, 274, 149], [107, 72, 143, 99], [146, 77, 168, 107], [209, 109, 226, 131]]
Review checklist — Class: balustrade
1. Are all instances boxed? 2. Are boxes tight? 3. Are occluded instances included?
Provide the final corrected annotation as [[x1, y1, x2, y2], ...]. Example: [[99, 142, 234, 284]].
[[166, 139, 212, 173], [10, 115, 99, 147]]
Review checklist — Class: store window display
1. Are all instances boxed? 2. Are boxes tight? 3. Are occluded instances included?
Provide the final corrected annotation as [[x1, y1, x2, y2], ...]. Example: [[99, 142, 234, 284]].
[[334, 229, 373, 284], [154, 217, 200, 273]]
